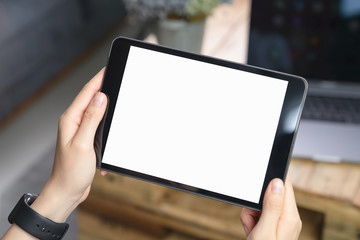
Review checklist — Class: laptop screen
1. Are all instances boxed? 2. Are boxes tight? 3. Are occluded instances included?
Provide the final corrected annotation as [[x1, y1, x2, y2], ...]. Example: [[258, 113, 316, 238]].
[[247, 0, 360, 83]]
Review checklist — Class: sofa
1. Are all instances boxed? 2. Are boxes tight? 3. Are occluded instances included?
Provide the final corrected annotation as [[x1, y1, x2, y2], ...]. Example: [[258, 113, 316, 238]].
[[0, 0, 127, 121]]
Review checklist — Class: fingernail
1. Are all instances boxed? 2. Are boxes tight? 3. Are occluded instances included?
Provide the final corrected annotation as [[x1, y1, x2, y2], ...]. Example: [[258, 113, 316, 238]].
[[92, 92, 104, 107], [271, 178, 284, 194]]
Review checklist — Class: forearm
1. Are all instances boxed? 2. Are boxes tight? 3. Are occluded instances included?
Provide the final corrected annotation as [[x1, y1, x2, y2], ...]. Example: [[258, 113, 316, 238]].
[[1, 224, 38, 240], [30, 180, 80, 223]]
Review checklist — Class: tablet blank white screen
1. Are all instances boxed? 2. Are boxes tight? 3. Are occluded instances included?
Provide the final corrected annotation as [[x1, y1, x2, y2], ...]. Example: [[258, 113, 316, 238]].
[[102, 46, 288, 204]]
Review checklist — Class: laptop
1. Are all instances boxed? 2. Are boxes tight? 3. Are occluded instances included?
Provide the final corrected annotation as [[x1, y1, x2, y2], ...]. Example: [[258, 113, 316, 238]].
[[247, 0, 360, 163]]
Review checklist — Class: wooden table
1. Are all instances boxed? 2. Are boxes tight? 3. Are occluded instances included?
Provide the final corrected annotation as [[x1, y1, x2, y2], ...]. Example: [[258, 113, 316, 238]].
[[289, 159, 360, 240], [78, 159, 360, 240]]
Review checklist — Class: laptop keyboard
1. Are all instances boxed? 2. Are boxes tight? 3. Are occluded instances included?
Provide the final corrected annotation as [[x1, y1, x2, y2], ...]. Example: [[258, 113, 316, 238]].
[[302, 95, 360, 124]]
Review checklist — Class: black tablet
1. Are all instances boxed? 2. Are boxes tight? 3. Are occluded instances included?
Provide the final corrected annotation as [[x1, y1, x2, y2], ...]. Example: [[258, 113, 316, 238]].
[[95, 37, 307, 210]]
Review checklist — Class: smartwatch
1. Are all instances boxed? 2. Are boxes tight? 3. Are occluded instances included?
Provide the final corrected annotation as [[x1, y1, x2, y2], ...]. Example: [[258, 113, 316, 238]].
[[8, 193, 69, 240]]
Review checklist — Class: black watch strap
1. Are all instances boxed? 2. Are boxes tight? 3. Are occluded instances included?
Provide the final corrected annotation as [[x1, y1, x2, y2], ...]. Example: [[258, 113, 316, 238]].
[[8, 193, 69, 240]]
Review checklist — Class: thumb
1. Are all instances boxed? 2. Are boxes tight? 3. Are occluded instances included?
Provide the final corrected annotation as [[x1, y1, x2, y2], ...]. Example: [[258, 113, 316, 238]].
[[250, 178, 285, 238], [73, 92, 107, 147]]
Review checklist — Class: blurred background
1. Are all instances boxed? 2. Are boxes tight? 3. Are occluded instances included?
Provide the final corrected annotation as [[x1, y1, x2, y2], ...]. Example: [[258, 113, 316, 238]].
[[0, 0, 359, 239]]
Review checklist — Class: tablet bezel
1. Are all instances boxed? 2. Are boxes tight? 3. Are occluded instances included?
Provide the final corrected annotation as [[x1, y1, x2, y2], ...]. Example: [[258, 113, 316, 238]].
[[97, 37, 307, 210]]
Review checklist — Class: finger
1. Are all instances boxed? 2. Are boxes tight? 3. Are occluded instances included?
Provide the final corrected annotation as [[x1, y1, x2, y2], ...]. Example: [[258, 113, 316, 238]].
[[72, 92, 107, 148], [284, 177, 299, 214], [59, 68, 105, 141], [240, 208, 260, 236], [100, 170, 108, 176], [283, 178, 298, 215], [277, 178, 302, 239], [67, 68, 105, 119], [253, 178, 285, 236]]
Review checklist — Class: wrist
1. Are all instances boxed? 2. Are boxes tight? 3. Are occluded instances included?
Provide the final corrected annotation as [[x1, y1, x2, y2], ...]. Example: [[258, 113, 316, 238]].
[[8, 193, 69, 240], [30, 182, 80, 223]]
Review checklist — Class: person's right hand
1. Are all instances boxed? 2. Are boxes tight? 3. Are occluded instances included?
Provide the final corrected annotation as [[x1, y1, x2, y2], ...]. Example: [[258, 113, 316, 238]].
[[240, 178, 302, 240], [31, 68, 108, 223]]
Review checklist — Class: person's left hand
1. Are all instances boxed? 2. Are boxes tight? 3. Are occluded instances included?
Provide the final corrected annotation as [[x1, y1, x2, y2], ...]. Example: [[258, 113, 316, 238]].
[[240, 178, 302, 240], [30, 68, 108, 223]]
